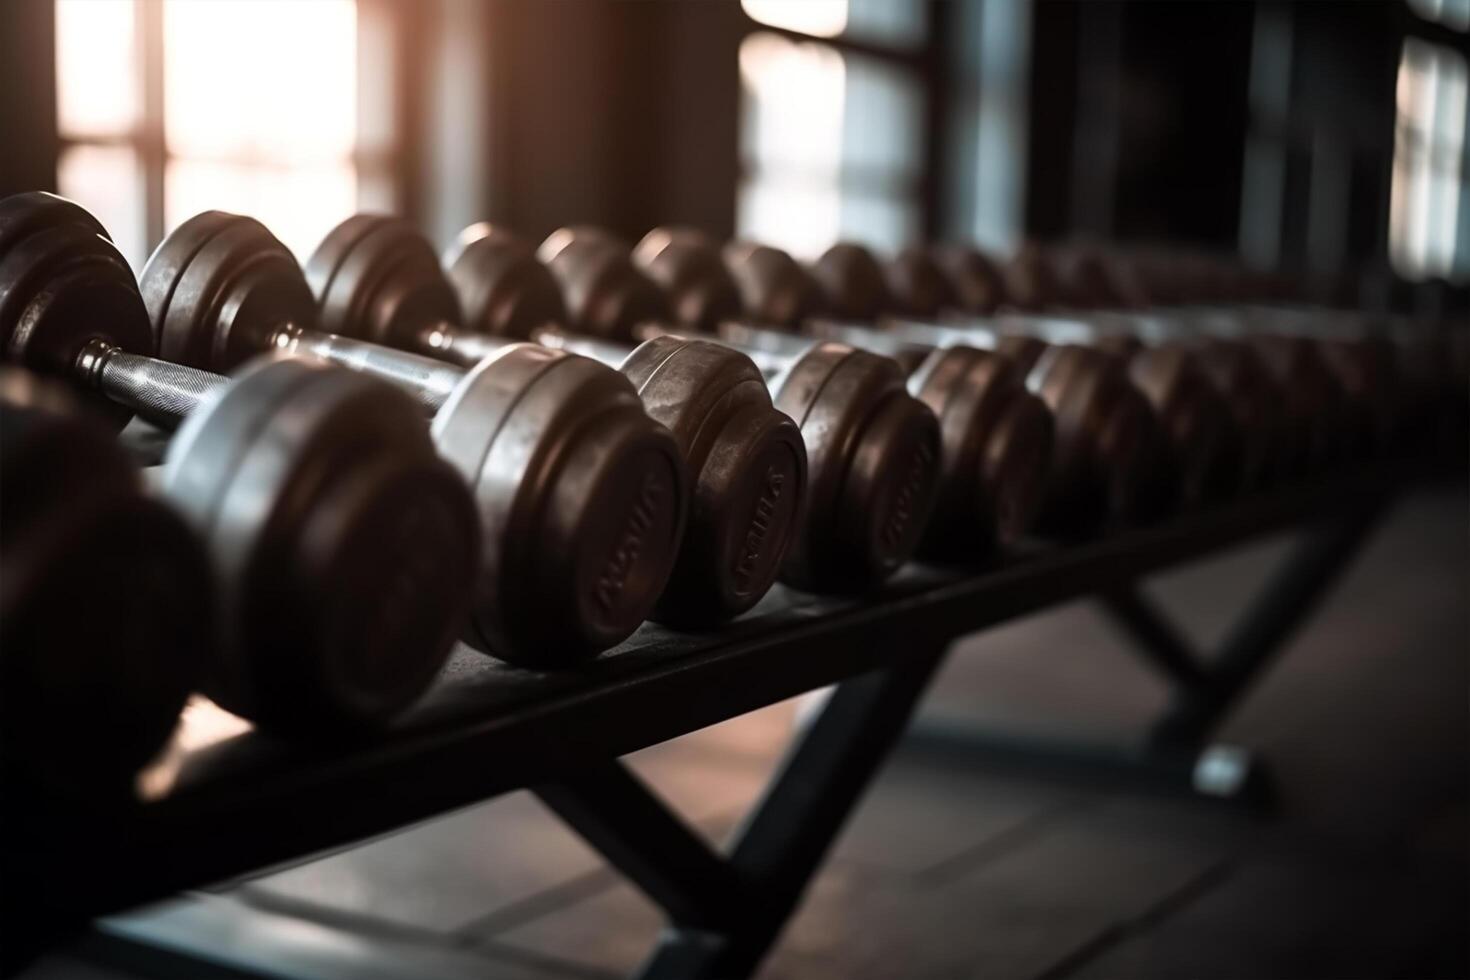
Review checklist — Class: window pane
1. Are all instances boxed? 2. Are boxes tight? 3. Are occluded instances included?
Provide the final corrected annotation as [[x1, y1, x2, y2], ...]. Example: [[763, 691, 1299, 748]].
[[843, 52, 924, 183], [846, 0, 926, 50], [738, 176, 841, 260], [742, 0, 847, 38], [741, 0, 925, 48], [1390, 39, 1469, 280], [737, 32, 921, 257], [165, 160, 356, 262], [56, 0, 138, 137], [58, 145, 146, 273], [163, 0, 356, 164], [740, 33, 846, 178], [839, 191, 918, 253]]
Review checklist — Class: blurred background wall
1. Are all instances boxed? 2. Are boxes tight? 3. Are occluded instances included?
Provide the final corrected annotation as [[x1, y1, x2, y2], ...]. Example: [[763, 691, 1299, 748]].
[[1, 0, 1466, 313]]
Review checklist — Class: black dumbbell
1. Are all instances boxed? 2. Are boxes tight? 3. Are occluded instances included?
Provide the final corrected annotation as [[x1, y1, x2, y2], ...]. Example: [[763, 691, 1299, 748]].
[[718, 241, 1165, 533], [0, 368, 207, 792], [928, 244, 1011, 316], [0, 193, 480, 732], [147, 210, 688, 658], [466, 227, 942, 592], [644, 235, 1053, 556], [310, 214, 773, 629], [446, 223, 806, 624], [807, 242, 1244, 511]]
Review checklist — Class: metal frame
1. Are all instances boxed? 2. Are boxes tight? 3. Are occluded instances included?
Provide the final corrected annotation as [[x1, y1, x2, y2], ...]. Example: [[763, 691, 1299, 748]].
[[4, 466, 1401, 977]]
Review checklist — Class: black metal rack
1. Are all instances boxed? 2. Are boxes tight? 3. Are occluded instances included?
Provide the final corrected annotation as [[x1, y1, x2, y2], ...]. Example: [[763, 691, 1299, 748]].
[[4, 465, 1401, 978]]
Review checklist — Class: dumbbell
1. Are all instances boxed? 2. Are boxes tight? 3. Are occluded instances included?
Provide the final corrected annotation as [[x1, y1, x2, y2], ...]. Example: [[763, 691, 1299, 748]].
[[1150, 304, 1361, 469], [810, 241, 1244, 508], [927, 245, 1010, 316], [0, 192, 480, 732], [1238, 305, 1401, 454], [441, 223, 805, 622], [643, 234, 1053, 555], [476, 227, 943, 591], [147, 210, 688, 655], [304, 214, 793, 626], [0, 368, 207, 792], [718, 241, 1166, 533], [1080, 312, 1290, 488]]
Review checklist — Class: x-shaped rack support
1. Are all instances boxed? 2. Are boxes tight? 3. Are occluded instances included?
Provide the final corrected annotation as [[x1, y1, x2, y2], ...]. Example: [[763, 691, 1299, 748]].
[[531, 497, 1387, 980]]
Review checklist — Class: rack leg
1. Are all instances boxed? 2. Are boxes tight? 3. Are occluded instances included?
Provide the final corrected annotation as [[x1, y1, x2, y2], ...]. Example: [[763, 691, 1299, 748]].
[[638, 644, 950, 980], [904, 500, 1387, 804]]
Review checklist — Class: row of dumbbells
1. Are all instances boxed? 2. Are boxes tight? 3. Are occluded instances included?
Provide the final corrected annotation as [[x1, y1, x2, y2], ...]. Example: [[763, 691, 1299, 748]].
[[1, 191, 1452, 796]]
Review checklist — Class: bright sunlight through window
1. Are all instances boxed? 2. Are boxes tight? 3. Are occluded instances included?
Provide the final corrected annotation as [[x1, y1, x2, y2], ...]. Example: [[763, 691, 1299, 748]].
[[56, 0, 362, 270]]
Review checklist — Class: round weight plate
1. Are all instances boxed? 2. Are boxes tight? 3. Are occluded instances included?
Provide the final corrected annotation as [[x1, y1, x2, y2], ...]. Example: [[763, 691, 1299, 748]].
[[773, 343, 941, 591], [0, 392, 206, 789], [621, 336, 806, 624], [0, 192, 112, 287], [1131, 347, 1242, 505], [307, 215, 461, 350], [146, 213, 314, 371], [302, 213, 385, 308], [162, 357, 477, 730], [907, 345, 1048, 556], [138, 210, 236, 358], [811, 243, 890, 322], [984, 392, 1054, 546], [539, 232, 670, 341], [723, 243, 829, 328], [1029, 344, 1127, 533], [0, 222, 152, 428], [930, 245, 1008, 315], [432, 345, 687, 663], [446, 224, 569, 340], [886, 247, 957, 319], [631, 230, 743, 334]]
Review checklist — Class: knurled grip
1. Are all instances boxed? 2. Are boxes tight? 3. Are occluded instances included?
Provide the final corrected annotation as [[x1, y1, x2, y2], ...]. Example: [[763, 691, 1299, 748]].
[[78, 341, 226, 428]]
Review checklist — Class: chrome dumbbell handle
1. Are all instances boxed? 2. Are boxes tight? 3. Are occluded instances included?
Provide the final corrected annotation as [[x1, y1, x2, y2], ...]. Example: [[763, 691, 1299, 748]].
[[413, 322, 513, 370], [76, 340, 226, 428], [268, 323, 463, 413]]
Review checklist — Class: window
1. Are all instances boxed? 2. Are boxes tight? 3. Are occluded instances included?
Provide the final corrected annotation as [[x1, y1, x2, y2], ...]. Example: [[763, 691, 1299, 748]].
[[1407, 0, 1470, 32], [736, 0, 927, 259], [1389, 38, 1468, 281], [55, 0, 392, 272]]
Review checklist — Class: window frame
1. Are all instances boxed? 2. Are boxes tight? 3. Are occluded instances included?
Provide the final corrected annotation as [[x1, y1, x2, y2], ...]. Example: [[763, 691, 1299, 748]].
[[54, 0, 405, 262], [734, 1, 951, 245]]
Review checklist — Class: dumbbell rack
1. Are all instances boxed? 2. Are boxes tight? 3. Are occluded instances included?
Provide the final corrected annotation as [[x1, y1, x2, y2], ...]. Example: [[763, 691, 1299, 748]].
[[6, 464, 1400, 979]]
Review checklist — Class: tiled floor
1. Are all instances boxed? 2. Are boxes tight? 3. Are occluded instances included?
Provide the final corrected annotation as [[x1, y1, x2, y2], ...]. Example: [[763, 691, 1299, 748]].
[[28, 487, 1468, 980]]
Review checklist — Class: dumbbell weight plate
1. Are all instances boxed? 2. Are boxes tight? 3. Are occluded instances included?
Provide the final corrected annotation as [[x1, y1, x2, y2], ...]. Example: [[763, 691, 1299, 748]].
[[772, 343, 941, 591], [631, 229, 744, 334], [1129, 346, 1242, 504], [886, 247, 958, 319], [0, 375, 207, 789], [445, 225, 568, 341], [143, 212, 317, 371], [1031, 345, 1170, 531], [907, 345, 1053, 553], [0, 219, 152, 428], [305, 215, 462, 350], [163, 357, 478, 730], [0, 191, 110, 266], [538, 232, 670, 342], [930, 245, 1008, 316], [723, 243, 828, 329], [431, 344, 687, 661], [620, 336, 807, 624], [810, 243, 891, 322]]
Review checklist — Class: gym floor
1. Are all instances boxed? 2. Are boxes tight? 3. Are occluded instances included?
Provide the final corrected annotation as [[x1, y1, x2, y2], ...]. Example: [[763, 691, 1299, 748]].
[[25, 486, 1469, 980]]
